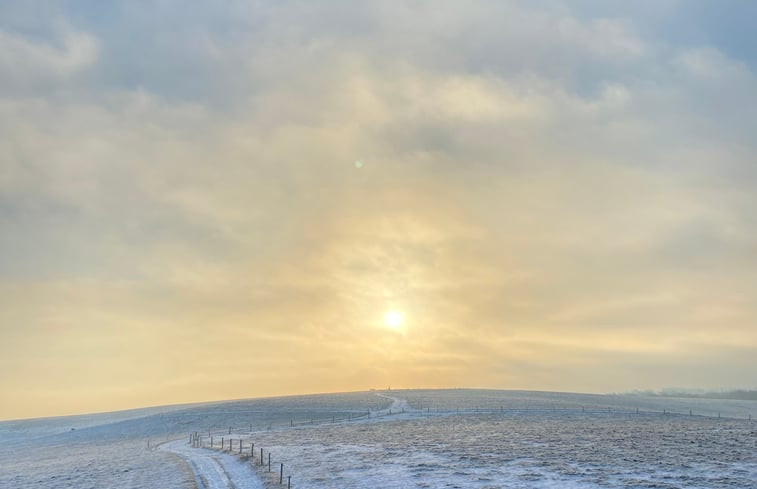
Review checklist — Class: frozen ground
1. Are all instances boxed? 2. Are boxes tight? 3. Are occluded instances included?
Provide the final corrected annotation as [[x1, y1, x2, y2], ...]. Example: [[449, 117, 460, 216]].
[[250, 407, 757, 488], [161, 438, 263, 489], [1, 389, 755, 488], [0, 434, 194, 489], [397, 389, 757, 419], [0, 391, 383, 489]]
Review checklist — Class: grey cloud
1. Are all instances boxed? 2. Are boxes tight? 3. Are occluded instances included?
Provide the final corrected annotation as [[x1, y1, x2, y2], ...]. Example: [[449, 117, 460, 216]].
[[1, 0, 757, 417]]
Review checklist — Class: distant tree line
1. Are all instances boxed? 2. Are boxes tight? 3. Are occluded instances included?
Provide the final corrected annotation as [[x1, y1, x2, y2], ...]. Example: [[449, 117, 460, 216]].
[[625, 389, 757, 400]]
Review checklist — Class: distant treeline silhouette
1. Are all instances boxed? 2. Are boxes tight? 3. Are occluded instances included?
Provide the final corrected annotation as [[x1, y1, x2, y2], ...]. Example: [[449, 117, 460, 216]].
[[626, 389, 757, 401]]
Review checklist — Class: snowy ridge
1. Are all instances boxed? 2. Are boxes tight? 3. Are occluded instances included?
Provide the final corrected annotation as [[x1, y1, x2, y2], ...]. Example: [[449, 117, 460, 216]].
[[164, 393, 398, 489], [5, 389, 754, 488], [174, 392, 757, 489]]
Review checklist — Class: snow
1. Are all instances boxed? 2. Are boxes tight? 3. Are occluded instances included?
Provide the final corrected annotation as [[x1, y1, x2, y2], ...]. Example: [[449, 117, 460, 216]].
[[246, 406, 757, 488], [1, 389, 755, 488], [161, 439, 264, 489], [373, 393, 414, 416]]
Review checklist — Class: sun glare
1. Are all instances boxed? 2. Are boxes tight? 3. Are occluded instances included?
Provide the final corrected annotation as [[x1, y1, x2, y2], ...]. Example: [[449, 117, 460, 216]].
[[384, 310, 404, 329]]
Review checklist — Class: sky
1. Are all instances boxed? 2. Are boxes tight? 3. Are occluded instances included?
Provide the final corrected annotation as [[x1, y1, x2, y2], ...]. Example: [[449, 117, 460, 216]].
[[1, 0, 756, 420]]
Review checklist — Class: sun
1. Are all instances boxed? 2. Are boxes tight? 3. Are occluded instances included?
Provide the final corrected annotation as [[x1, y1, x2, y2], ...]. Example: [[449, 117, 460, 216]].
[[383, 310, 404, 329]]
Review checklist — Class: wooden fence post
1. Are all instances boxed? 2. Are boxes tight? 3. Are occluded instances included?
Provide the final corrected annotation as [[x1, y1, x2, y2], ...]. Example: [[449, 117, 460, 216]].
[[280, 463, 284, 483], [268, 452, 271, 472], [288, 475, 291, 488]]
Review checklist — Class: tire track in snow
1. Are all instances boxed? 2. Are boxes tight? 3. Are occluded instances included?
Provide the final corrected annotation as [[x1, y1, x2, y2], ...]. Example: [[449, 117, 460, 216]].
[[163, 393, 415, 488], [373, 393, 415, 416], [161, 439, 263, 489]]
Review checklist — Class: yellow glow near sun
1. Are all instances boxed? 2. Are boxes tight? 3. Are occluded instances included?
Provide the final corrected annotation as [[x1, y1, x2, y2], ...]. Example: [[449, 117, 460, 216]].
[[384, 310, 404, 329]]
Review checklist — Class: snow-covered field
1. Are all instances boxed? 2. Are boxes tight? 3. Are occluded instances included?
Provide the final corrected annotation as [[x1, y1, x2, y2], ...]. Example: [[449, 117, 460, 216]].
[[1, 389, 755, 488], [251, 408, 757, 488], [0, 391, 385, 489]]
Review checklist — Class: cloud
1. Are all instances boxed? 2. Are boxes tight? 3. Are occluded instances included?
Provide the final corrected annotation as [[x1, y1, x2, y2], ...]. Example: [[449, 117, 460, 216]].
[[0, 0, 756, 418], [0, 24, 97, 92]]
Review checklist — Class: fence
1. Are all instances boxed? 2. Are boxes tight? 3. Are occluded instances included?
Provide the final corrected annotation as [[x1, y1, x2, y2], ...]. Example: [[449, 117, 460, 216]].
[[186, 409, 378, 488], [186, 403, 755, 487], [189, 430, 293, 487]]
